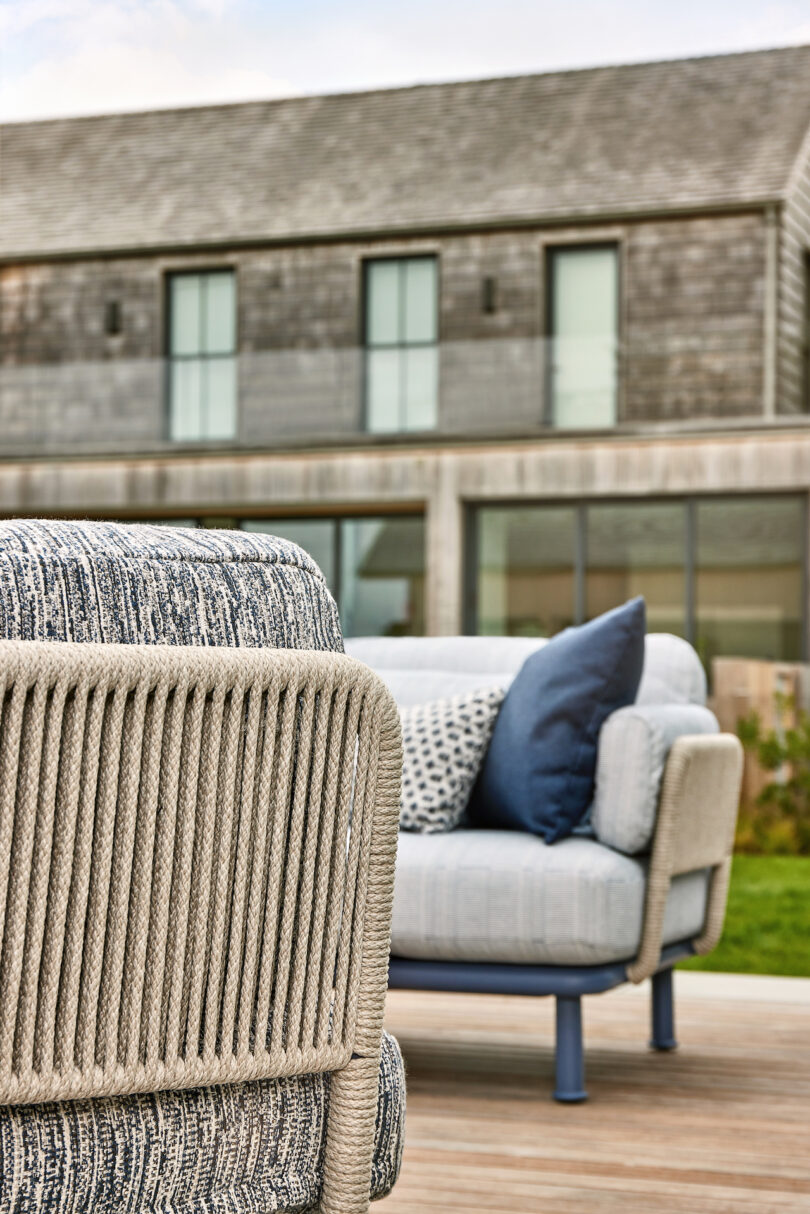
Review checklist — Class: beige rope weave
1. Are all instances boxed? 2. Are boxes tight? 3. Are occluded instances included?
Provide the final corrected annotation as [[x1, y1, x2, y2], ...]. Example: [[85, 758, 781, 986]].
[[0, 640, 401, 1202], [627, 733, 743, 984]]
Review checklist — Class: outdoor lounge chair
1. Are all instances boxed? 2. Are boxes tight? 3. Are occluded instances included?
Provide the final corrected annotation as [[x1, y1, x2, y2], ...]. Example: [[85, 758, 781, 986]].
[[0, 519, 405, 1214], [346, 635, 744, 1104]]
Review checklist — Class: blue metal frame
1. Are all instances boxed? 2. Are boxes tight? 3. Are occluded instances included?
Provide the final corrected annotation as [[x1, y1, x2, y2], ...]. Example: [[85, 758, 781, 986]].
[[650, 966, 678, 1051], [388, 940, 694, 1103]]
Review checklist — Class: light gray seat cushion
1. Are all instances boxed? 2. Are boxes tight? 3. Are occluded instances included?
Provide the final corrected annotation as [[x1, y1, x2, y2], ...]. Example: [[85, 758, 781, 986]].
[[0, 520, 404, 1214], [391, 830, 709, 966], [346, 632, 707, 709]]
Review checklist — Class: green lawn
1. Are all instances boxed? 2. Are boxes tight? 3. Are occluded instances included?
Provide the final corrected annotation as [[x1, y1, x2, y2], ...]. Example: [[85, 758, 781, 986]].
[[678, 854, 810, 977]]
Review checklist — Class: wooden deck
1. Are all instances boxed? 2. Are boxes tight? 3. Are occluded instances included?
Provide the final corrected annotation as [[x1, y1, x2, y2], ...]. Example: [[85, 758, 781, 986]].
[[378, 971, 810, 1213]]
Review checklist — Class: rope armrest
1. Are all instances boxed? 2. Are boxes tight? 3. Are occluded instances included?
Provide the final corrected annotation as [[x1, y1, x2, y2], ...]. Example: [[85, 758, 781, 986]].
[[627, 733, 743, 984], [0, 639, 402, 1114]]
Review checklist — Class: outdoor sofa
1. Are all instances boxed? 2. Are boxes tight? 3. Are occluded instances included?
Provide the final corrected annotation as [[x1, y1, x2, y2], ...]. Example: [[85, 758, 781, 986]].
[[0, 520, 405, 1214], [346, 634, 744, 1103]]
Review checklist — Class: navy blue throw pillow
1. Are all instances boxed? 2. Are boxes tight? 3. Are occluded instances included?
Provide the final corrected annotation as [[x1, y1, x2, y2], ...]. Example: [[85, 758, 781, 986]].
[[470, 597, 646, 842]]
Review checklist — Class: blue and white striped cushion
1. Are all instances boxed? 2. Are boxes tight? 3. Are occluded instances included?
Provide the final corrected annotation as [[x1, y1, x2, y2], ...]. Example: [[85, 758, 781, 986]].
[[0, 519, 343, 652], [0, 1031, 405, 1214]]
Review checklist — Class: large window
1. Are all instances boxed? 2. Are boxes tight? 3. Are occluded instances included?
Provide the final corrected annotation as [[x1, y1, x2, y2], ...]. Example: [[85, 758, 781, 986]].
[[364, 257, 438, 432], [168, 270, 237, 441], [695, 497, 804, 670], [242, 515, 425, 636], [586, 503, 686, 636], [547, 245, 618, 428], [470, 497, 806, 669], [475, 506, 577, 637]]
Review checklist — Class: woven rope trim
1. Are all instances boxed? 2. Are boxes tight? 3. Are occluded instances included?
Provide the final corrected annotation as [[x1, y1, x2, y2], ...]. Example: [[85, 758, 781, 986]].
[[0, 640, 401, 1107], [627, 733, 743, 984]]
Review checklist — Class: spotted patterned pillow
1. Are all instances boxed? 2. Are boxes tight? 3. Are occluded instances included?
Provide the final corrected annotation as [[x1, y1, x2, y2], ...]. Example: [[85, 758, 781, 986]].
[[399, 686, 506, 833]]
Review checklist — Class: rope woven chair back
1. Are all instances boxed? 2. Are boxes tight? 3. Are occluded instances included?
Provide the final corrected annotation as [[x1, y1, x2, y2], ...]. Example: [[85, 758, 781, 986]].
[[0, 640, 401, 1107]]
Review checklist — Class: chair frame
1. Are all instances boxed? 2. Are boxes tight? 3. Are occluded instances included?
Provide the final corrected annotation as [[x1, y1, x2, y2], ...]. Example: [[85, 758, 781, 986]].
[[0, 639, 402, 1214], [389, 733, 743, 1102]]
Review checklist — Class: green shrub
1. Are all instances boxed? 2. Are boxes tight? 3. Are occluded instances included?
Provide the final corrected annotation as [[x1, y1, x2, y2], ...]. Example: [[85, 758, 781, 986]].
[[737, 695, 810, 856]]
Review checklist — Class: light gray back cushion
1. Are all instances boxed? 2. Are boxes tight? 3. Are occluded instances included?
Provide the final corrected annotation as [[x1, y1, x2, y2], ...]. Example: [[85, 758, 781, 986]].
[[345, 632, 707, 708], [591, 702, 719, 854], [348, 632, 714, 855]]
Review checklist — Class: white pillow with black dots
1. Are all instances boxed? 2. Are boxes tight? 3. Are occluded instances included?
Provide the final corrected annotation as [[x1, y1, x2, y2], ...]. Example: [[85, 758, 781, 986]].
[[399, 686, 505, 833]]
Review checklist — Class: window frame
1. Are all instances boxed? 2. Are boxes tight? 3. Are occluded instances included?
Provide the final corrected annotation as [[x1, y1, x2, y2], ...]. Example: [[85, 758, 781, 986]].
[[165, 267, 238, 442], [465, 493, 808, 662], [544, 241, 621, 429], [361, 254, 440, 433]]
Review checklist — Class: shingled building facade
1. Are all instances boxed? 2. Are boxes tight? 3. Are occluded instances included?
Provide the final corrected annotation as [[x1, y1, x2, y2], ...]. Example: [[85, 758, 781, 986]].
[[2, 46, 810, 664]]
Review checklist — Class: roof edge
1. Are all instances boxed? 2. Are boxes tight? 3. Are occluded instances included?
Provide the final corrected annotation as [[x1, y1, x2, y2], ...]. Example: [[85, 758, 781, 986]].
[[785, 115, 810, 199], [0, 198, 782, 266], [2, 42, 810, 129]]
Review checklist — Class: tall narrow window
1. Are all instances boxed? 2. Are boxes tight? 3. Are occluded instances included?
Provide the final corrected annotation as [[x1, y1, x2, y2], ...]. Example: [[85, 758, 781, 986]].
[[168, 270, 236, 441], [548, 245, 618, 428], [365, 257, 438, 432]]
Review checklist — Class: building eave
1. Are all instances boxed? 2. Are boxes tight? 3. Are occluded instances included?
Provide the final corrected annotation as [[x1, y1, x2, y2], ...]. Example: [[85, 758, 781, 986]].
[[0, 197, 783, 267], [1, 411, 810, 468]]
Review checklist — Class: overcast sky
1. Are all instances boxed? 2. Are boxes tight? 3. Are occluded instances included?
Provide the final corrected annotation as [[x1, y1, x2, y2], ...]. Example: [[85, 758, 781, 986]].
[[2, 0, 810, 123]]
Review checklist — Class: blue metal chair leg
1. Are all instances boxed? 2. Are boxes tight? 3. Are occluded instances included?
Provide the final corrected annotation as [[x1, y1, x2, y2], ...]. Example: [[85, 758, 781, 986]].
[[554, 995, 587, 1102], [650, 967, 678, 1050]]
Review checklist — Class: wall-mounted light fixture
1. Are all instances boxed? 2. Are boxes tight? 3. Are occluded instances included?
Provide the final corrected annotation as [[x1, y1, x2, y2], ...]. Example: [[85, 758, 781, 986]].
[[482, 276, 498, 314], [104, 300, 122, 336]]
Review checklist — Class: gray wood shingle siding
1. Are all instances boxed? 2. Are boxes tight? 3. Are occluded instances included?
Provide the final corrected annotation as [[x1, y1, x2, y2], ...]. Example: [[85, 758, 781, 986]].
[[0, 217, 771, 446], [2, 45, 810, 444]]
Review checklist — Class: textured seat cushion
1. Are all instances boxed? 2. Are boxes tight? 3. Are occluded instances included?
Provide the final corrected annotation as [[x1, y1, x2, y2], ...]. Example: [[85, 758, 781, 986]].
[[391, 830, 709, 966], [0, 520, 403, 1212], [470, 599, 646, 842], [0, 1031, 405, 1214]]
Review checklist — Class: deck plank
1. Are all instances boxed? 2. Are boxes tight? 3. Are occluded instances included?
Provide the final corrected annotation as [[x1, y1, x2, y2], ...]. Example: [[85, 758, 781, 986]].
[[378, 972, 810, 1213]]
